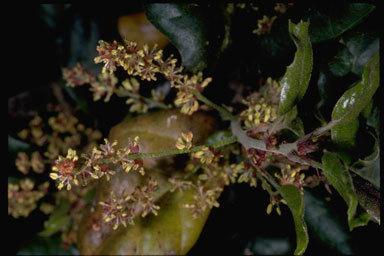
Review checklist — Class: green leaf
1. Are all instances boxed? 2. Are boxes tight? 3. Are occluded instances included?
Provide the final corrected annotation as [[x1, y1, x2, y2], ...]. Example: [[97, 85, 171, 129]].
[[321, 152, 370, 230], [329, 33, 379, 77], [39, 198, 71, 237], [280, 184, 308, 255], [331, 118, 359, 148], [278, 20, 313, 116], [309, 3, 376, 43], [331, 53, 379, 144], [8, 135, 30, 153], [145, 4, 224, 73], [304, 189, 354, 254], [205, 130, 233, 144], [350, 133, 380, 189], [17, 236, 79, 255]]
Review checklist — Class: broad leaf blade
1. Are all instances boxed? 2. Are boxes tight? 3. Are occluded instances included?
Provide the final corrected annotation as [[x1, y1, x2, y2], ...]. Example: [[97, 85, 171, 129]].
[[280, 184, 308, 255], [145, 4, 210, 73], [331, 53, 379, 126], [331, 53, 379, 146], [329, 33, 379, 77], [309, 3, 376, 43], [278, 20, 313, 116], [321, 152, 370, 230]]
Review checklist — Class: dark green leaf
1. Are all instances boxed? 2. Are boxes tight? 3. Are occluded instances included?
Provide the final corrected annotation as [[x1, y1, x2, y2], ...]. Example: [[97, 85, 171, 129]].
[[350, 134, 380, 189], [304, 189, 354, 254], [17, 236, 79, 255], [321, 152, 370, 230], [278, 20, 313, 116], [145, 4, 225, 73], [8, 135, 30, 153], [329, 33, 379, 76], [331, 53, 379, 145], [39, 198, 71, 237], [309, 3, 375, 43], [280, 184, 308, 255], [331, 119, 359, 148]]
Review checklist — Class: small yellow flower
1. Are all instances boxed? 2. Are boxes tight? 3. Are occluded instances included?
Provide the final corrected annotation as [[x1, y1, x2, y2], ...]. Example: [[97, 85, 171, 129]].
[[175, 131, 194, 150]]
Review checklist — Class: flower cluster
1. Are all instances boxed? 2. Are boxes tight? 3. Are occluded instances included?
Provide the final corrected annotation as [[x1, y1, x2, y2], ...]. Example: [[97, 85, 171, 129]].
[[168, 177, 193, 193], [235, 161, 258, 187], [240, 97, 278, 130], [253, 15, 277, 35], [16, 111, 102, 164], [184, 186, 223, 219], [49, 137, 144, 190], [266, 194, 286, 216], [175, 131, 193, 150], [274, 3, 294, 14], [62, 63, 95, 87], [275, 164, 306, 193], [99, 177, 160, 230], [8, 179, 49, 218], [92, 39, 213, 115], [192, 146, 218, 164]]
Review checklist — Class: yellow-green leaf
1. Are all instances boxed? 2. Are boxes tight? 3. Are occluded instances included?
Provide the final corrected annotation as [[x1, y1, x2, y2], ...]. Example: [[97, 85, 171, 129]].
[[280, 184, 308, 255]]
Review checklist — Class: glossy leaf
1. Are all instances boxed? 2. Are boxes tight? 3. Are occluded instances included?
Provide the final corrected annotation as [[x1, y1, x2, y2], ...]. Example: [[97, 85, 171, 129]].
[[329, 33, 379, 76], [309, 3, 375, 43], [280, 184, 308, 255], [77, 109, 218, 255], [278, 20, 313, 116], [331, 53, 379, 144], [321, 152, 370, 230], [331, 119, 359, 148], [145, 4, 214, 73]]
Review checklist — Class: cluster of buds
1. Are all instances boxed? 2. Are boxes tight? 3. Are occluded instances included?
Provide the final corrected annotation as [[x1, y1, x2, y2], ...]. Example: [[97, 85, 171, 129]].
[[99, 178, 160, 230], [266, 194, 286, 216], [168, 177, 193, 193], [275, 164, 306, 193], [120, 78, 148, 113], [192, 146, 218, 164], [253, 15, 277, 35], [274, 3, 294, 14], [49, 137, 144, 190], [8, 179, 49, 218], [175, 131, 194, 150], [18, 115, 46, 146], [15, 151, 45, 174], [16, 111, 102, 164], [184, 186, 223, 219], [62, 63, 95, 87], [240, 96, 278, 131], [235, 161, 258, 187]]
